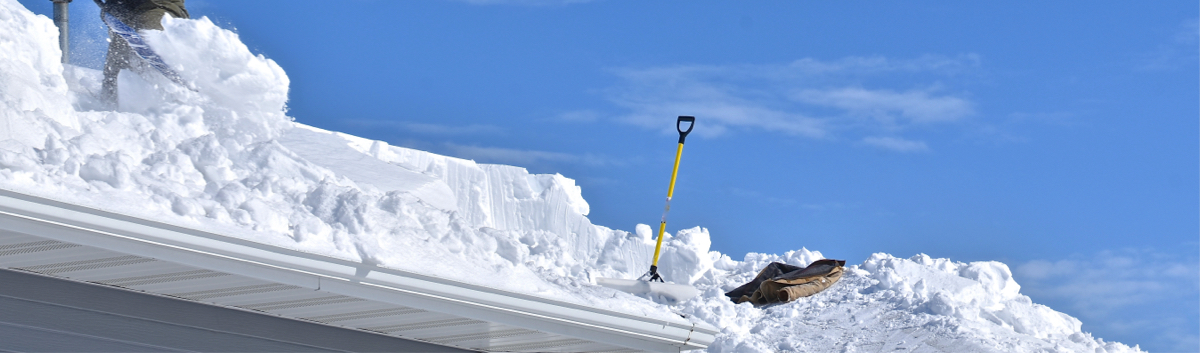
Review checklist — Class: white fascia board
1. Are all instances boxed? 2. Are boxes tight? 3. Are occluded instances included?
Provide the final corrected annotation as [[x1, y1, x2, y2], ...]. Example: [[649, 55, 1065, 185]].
[[0, 189, 718, 352]]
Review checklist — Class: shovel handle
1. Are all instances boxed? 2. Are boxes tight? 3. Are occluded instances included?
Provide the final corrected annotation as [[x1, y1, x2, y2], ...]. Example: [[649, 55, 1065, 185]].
[[649, 116, 696, 279], [677, 116, 695, 144]]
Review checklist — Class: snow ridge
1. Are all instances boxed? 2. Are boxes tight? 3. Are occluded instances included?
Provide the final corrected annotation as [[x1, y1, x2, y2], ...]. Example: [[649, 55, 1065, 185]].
[[0, 1, 1142, 351], [685, 251, 1140, 351]]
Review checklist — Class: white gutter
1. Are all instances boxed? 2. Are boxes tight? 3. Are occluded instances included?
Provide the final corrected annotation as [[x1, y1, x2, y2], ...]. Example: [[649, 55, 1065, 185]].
[[0, 188, 718, 352]]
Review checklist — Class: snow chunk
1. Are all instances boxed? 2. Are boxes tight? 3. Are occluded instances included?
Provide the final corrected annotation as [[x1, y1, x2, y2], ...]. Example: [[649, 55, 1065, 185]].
[[278, 125, 457, 211], [143, 15, 291, 140]]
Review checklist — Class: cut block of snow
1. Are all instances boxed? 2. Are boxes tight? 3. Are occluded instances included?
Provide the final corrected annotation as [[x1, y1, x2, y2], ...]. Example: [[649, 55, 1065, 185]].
[[144, 16, 290, 134], [278, 125, 457, 211]]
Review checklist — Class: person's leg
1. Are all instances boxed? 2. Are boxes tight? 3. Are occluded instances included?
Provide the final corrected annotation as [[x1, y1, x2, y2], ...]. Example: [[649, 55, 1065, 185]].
[[99, 3, 187, 109], [100, 32, 133, 109]]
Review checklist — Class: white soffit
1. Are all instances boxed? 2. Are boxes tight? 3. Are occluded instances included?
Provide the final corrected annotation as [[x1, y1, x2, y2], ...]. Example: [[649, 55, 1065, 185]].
[[0, 189, 717, 353]]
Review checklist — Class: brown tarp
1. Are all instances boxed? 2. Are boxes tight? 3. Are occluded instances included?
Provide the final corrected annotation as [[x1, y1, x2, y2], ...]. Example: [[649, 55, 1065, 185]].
[[725, 259, 846, 306]]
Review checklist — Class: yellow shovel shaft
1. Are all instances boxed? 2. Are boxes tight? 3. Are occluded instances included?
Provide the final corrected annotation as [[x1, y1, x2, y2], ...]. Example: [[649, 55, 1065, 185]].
[[651, 142, 685, 267]]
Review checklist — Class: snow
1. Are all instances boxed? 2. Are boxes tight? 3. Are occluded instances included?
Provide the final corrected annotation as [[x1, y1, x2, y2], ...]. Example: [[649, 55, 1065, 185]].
[[0, 1, 1144, 351], [686, 252, 1141, 352]]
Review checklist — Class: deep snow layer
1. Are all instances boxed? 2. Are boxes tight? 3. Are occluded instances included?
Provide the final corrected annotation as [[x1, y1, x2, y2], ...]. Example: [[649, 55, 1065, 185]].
[[0, 1, 1143, 351]]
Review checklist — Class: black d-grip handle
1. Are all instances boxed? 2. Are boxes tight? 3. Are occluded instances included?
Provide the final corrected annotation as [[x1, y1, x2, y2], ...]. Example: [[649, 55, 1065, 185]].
[[677, 116, 695, 144]]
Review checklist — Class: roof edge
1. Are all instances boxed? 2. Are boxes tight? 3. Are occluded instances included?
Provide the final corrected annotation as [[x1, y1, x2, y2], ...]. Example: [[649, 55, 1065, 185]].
[[0, 188, 716, 352]]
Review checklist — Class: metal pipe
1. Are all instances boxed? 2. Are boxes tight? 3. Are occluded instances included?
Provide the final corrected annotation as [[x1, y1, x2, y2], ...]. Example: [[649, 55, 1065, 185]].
[[51, 0, 72, 64]]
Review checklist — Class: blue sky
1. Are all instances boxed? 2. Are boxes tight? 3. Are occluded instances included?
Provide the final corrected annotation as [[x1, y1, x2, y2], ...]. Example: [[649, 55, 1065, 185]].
[[22, 0, 1199, 350]]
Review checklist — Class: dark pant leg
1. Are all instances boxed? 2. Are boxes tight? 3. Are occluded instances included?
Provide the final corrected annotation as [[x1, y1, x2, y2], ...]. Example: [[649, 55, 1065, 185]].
[[100, 32, 133, 108]]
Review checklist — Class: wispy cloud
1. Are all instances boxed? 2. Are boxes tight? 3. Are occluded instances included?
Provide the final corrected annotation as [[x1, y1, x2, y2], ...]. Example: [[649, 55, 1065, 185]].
[[405, 122, 503, 135], [1137, 18, 1199, 71], [762, 54, 984, 81], [861, 136, 929, 153], [555, 110, 603, 123], [729, 187, 797, 206], [799, 202, 853, 211], [795, 88, 973, 124], [443, 143, 615, 167], [1016, 250, 1198, 314], [344, 120, 504, 136], [610, 82, 825, 138], [451, 0, 596, 6], [1004, 111, 1079, 126], [601, 55, 982, 149], [1015, 249, 1199, 350]]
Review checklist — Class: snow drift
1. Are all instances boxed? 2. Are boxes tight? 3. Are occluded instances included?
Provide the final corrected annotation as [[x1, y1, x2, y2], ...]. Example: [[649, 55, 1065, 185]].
[[0, 1, 1143, 351]]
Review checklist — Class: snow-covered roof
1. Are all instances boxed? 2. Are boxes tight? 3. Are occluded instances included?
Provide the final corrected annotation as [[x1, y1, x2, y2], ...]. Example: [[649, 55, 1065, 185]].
[[0, 188, 716, 352], [0, 0, 1147, 351]]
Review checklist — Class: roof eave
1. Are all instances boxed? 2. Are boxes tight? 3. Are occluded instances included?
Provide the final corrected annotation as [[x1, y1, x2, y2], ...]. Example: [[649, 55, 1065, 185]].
[[0, 188, 717, 352]]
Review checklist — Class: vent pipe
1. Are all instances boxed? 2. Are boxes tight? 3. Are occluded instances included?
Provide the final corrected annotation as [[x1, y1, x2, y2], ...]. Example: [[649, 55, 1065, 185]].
[[51, 0, 72, 64]]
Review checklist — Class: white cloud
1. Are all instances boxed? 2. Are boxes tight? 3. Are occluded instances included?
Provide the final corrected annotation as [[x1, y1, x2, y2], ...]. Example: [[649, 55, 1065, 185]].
[[556, 110, 602, 123], [602, 55, 981, 147], [452, 0, 595, 5], [611, 54, 980, 83], [729, 187, 797, 206], [612, 85, 825, 138], [1174, 18, 1199, 44], [443, 143, 613, 167], [403, 122, 504, 135], [1015, 249, 1199, 348], [861, 136, 929, 153], [344, 120, 504, 136], [1137, 18, 1199, 71], [784, 54, 982, 76], [795, 88, 973, 124], [608, 64, 828, 138]]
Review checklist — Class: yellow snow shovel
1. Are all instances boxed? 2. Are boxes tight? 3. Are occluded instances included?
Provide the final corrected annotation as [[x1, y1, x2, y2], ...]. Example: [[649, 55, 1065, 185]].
[[597, 116, 699, 302]]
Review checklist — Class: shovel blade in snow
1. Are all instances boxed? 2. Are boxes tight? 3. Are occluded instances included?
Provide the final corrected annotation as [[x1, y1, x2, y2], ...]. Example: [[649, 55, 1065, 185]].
[[596, 277, 699, 302]]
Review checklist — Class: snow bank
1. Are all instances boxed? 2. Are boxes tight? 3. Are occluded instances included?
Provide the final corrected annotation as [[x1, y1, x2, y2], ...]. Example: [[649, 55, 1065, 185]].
[[0, 1, 1144, 351], [0, 0, 75, 150], [683, 252, 1142, 352]]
